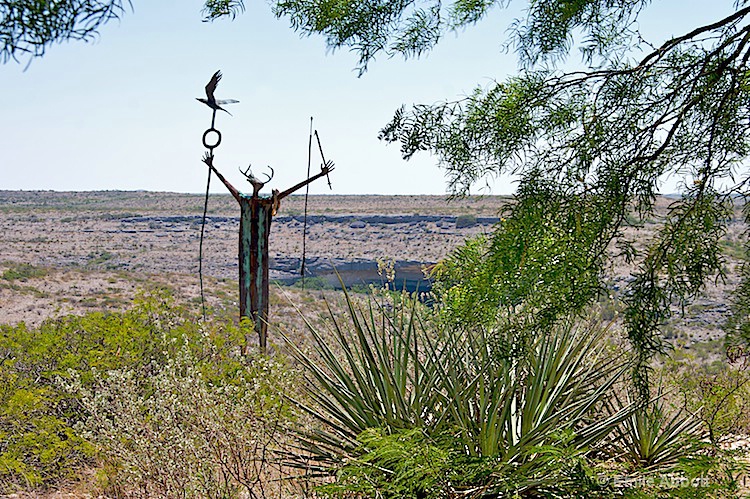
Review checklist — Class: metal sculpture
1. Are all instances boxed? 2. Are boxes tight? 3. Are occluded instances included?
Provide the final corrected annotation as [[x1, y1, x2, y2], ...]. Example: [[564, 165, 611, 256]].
[[196, 70, 239, 116], [197, 71, 334, 353]]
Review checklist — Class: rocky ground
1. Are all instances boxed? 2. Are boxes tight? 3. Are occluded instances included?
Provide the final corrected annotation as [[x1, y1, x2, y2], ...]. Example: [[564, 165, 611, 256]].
[[0, 190, 745, 354], [0, 191, 507, 345], [0, 190, 503, 279]]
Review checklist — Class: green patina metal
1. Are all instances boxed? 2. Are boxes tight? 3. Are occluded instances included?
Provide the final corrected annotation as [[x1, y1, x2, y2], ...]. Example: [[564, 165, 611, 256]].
[[203, 154, 333, 353], [239, 192, 275, 353], [196, 72, 335, 353]]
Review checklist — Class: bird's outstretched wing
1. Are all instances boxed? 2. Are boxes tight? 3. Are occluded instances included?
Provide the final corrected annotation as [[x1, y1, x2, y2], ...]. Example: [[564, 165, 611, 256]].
[[216, 99, 239, 105], [205, 70, 222, 100]]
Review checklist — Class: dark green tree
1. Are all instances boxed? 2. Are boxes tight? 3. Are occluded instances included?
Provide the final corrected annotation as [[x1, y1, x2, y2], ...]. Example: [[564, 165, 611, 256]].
[[259, 0, 750, 394], [0, 0, 245, 63]]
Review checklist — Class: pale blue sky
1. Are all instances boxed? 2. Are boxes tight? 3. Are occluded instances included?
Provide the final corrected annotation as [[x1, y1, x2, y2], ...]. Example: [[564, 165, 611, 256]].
[[0, 1, 736, 195]]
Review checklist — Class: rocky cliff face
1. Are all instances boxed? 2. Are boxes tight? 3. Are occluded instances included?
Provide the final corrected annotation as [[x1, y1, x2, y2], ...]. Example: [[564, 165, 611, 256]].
[[271, 256, 431, 292], [118, 214, 499, 292]]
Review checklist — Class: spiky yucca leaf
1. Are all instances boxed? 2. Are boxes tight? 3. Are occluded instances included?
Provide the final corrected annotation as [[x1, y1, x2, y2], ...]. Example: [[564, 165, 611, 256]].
[[282, 290, 446, 464], [612, 392, 703, 470], [285, 288, 633, 495], [441, 321, 633, 464]]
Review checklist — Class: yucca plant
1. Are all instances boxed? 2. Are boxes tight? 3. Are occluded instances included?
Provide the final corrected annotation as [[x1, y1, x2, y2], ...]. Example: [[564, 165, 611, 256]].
[[440, 322, 632, 459], [437, 321, 635, 496], [611, 392, 703, 470], [281, 290, 446, 467], [284, 289, 635, 496]]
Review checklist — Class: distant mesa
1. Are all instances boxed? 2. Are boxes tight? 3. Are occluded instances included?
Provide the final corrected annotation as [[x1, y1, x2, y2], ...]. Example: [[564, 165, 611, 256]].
[[120, 214, 500, 226]]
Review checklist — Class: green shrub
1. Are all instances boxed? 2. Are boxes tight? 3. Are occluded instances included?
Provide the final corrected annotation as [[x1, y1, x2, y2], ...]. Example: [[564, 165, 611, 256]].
[[318, 428, 454, 499], [0, 370, 92, 489], [68, 346, 297, 499], [664, 355, 750, 447], [292, 276, 334, 290], [454, 214, 477, 228], [1, 263, 48, 281], [0, 298, 187, 492], [0, 289, 294, 495]]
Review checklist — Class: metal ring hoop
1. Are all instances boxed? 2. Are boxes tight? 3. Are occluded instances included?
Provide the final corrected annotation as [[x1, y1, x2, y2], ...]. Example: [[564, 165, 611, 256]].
[[202, 128, 222, 149]]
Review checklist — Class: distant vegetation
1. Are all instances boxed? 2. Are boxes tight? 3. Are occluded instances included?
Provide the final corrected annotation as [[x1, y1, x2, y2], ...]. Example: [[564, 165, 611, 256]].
[[1, 262, 48, 281], [454, 213, 478, 228]]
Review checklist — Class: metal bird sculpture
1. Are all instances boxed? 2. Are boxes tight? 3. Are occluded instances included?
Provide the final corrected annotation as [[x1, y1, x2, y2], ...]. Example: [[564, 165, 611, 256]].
[[196, 70, 239, 115]]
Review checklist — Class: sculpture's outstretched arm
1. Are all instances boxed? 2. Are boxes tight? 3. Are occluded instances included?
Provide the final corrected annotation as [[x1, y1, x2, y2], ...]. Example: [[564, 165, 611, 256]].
[[203, 153, 241, 203], [277, 161, 335, 201]]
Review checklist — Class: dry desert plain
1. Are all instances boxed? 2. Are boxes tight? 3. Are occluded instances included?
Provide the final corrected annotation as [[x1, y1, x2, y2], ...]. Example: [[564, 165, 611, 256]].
[[0, 190, 744, 354], [0, 190, 504, 343]]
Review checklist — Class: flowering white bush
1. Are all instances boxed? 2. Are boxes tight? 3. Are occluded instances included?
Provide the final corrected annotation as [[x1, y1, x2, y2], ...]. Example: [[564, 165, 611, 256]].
[[67, 344, 298, 499]]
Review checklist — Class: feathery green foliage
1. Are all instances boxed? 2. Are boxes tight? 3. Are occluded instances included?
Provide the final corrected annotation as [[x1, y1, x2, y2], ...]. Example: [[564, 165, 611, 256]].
[[375, 2, 747, 395], [0, 1, 132, 63], [431, 182, 613, 360]]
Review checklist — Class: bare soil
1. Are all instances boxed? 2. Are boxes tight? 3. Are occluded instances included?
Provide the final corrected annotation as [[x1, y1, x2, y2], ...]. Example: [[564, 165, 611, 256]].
[[0, 190, 744, 353]]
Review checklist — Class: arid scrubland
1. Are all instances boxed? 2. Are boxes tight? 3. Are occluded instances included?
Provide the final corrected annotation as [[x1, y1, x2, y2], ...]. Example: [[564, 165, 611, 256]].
[[1, 190, 749, 499], [0, 191, 502, 327], [0, 190, 742, 351]]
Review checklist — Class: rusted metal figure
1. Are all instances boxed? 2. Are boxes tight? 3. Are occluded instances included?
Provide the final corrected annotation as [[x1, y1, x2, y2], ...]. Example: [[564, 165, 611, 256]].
[[202, 153, 334, 352], [196, 70, 334, 353]]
